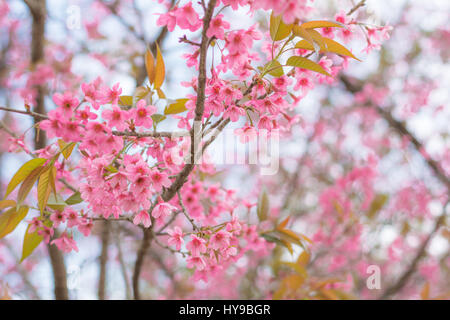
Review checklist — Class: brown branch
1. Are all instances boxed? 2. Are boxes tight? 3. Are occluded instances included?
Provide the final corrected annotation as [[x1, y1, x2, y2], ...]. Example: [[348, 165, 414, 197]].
[[379, 204, 448, 299], [131, 0, 217, 300], [98, 220, 110, 300], [340, 74, 450, 190], [161, 0, 218, 202], [340, 74, 450, 298], [25, 0, 69, 300], [112, 130, 184, 138], [132, 223, 154, 300], [347, 0, 366, 16], [0, 106, 48, 119], [113, 225, 132, 299], [177, 190, 198, 231]]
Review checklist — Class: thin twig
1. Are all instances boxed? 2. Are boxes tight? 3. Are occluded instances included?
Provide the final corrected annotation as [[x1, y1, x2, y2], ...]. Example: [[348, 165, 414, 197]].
[[347, 0, 366, 16], [177, 190, 198, 231]]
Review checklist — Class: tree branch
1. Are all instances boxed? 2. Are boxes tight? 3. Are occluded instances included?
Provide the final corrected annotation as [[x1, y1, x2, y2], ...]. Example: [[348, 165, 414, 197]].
[[24, 0, 69, 300], [131, 0, 218, 300], [98, 220, 110, 300], [340, 74, 450, 190], [379, 202, 448, 299], [340, 74, 449, 298]]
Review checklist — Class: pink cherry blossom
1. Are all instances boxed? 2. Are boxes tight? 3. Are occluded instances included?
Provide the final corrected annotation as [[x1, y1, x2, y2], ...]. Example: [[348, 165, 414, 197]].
[[133, 210, 152, 228]]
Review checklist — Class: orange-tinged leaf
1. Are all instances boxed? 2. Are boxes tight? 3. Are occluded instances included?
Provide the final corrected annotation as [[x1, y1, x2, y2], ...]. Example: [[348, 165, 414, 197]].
[[322, 37, 361, 61], [300, 234, 313, 244], [265, 60, 284, 77], [286, 56, 331, 77], [257, 188, 270, 221], [281, 239, 294, 254], [0, 206, 29, 239], [282, 261, 308, 278], [301, 20, 344, 29], [292, 25, 319, 52], [367, 193, 389, 219], [145, 48, 156, 84], [295, 38, 361, 61], [38, 166, 56, 213], [421, 283, 430, 300], [17, 166, 45, 205], [133, 86, 151, 106], [4, 158, 47, 199], [0, 200, 16, 210], [319, 288, 340, 300], [277, 217, 290, 230], [297, 251, 310, 267], [295, 40, 315, 51], [156, 87, 166, 99], [278, 228, 302, 244], [57, 140, 76, 160], [154, 44, 165, 88], [272, 285, 286, 300], [305, 29, 327, 51], [20, 224, 43, 262], [270, 12, 293, 41], [119, 95, 133, 106], [164, 98, 189, 115], [283, 274, 305, 290]]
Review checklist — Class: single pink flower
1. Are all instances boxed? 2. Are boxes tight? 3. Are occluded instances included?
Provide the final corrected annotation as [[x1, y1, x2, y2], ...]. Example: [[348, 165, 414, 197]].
[[167, 226, 184, 250], [153, 201, 177, 219], [186, 234, 207, 256], [133, 210, 152, 228]]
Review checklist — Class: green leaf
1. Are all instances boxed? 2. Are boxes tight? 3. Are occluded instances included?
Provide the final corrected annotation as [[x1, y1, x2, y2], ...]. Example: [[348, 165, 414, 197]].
[[21, 224, 43, 262], [286, 56, 331, 77], [265, 60, 284, 77], [164, 98, 189, 115], [257, 188, 270, 221], [4, 158, 47, 199], [151, 114, 167, 129], [47, 193, 67, 211], [65, 191, 83, 205], [0, 206, 29, 239], [270, 12, 293, 41]]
